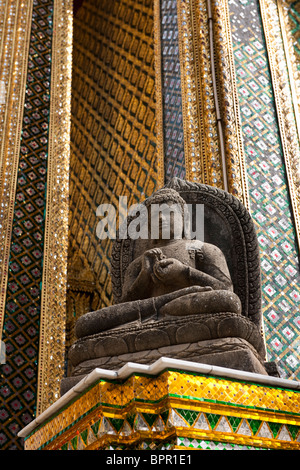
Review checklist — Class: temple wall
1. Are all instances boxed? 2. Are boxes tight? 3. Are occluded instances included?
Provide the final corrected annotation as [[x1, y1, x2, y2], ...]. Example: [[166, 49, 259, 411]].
[[0, 0, 299, 450], [68, 0, 161, 317]]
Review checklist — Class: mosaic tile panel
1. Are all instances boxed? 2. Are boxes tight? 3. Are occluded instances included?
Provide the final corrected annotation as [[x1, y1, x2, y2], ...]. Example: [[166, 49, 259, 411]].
[[284, 0, 300, 128], [289, 2, 300, 58], [160, 0, 186, 182], [23, 370, 300, 450], [69, 0, 159, 312], [228, 0, 300, 380], [260, 0, 300, 255], [0, 2, 33, 339], [0, 1, 54, 450], [288, 1, 300, 64], [176, 436, 265, 450]]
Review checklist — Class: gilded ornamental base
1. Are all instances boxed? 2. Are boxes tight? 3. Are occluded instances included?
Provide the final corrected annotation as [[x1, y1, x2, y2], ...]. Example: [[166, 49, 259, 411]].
[[19, 359, 300, 451]]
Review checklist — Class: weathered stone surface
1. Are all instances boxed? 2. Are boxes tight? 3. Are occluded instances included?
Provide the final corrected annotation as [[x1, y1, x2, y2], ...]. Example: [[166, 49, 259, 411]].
[[75, 184, 245, 339], [60, 337, 268, 395], [62, 179, 272, 396], [68, 312, 266, 371], [93, 336, 128, 357], [111, 178, 263, 328]]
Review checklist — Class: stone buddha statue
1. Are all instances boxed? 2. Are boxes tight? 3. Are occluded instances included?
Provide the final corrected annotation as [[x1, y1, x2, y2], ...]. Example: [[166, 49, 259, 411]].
[[75, 187, 241, 338], [62, 178, 276, 394]]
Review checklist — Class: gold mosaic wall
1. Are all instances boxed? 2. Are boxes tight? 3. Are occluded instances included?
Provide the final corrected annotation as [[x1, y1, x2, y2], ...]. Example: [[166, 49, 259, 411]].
[[68, 0, 162, 315], [24, 370, 300, 450]]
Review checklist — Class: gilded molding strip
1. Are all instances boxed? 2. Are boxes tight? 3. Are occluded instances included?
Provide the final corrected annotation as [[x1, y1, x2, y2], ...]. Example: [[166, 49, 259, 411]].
[[278, 0, 300, 249], [19, 357, 300, 441], [212, 0, 250, 209], [37, 0, 73, 415], [278, 0, 300, 149], [259, 0, 300, 252], [0, 0, 21, 170], [280, 0, 300, 133], [177, 0, 250, 209], [29, 410, 300, 450], [0, 0, 33, 339], [153, 0, 165, 188], [177, 0, 218, 185]]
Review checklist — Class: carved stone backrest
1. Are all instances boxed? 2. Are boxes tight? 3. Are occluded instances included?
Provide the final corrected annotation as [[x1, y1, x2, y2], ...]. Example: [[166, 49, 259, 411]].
[[111, 178, 262, 330]]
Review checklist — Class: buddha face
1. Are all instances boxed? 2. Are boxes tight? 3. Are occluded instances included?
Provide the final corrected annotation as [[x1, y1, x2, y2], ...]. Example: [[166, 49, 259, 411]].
[[148, 200, 185, 240]]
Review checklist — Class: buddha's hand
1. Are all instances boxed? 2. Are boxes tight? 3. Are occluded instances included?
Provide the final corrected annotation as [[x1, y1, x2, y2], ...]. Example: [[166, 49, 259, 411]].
[[152, 258, 186, 283], [142, 248, 166, 274]]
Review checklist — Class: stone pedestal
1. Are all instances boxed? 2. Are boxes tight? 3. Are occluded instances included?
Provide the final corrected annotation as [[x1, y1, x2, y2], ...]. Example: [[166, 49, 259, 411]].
[[19, 359, 300, 450], [62, 312, 269, 394]]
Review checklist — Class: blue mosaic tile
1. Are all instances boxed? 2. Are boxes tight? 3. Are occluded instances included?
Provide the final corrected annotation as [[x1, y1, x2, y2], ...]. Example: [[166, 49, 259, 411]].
[[161, 0, 186, 182]]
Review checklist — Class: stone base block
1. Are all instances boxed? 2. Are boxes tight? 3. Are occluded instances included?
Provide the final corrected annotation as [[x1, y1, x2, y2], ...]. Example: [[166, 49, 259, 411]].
[[61, 337, 267, 395]]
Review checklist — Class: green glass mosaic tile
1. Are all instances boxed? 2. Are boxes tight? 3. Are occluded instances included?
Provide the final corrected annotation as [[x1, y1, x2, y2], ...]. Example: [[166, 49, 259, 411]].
[[248, 418, 261, 435], [176, 408, 200, 427], [287, 424, 299, 440], [206, 413, 220, 430], [228, 0, 300, 381], [160, 410, 170, 425], [109, 418, 124, 433], [126, 412, 136, 429], [142, 413, 158, 428], [91, 420, 100, 436], [227, 416, 242, 433], [71, 435, 78, 450], [80, 428, 88, 445]]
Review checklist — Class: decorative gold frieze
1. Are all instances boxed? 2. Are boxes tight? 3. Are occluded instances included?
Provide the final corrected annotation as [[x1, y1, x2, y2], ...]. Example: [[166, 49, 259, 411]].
[[36, 0, 73, 415], [177, 0, 250, 208], [211, 0, 250, 208], [23, 369, 300, 450]]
